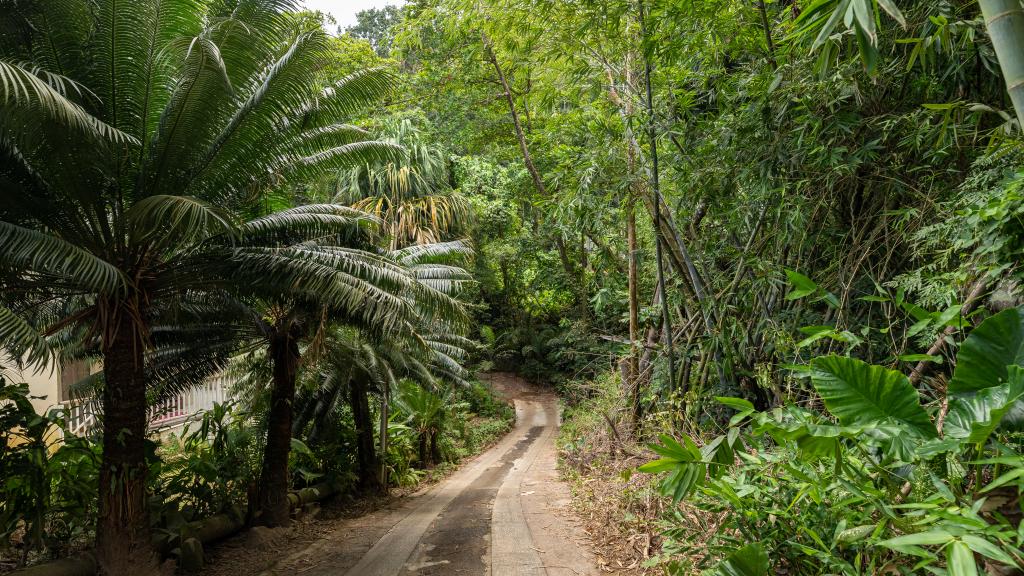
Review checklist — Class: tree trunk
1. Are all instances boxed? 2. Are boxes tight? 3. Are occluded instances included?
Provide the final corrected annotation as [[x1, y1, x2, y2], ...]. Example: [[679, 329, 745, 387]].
[[483, 34, 547, 200], [429, 430, 442, 465], [637, 284, 663, 384], [378, 384, 389, 490], [96, 308, 160, 576], [483, 33, 588, 308], [639, 0, 677, 393], [626, 174, 641, 424], [979, 0, 1024, 127], [418, 433, 428, 467], [758, 0, 778, 69], [258, 329, 300, 527], [348, 374, 380, 491]]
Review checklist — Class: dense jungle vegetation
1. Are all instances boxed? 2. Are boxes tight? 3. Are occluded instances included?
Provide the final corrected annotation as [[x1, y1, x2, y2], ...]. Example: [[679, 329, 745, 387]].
[[2, 0, 1024, 574]]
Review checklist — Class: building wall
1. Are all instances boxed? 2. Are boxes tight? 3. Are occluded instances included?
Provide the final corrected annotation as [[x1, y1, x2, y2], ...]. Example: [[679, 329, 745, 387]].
[[12, 363, 63, 416], [8, 359, 93, 416]]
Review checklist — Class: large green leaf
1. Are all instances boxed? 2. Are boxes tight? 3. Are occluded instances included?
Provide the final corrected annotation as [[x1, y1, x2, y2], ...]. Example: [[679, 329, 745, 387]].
[[810, 356, 935, 437], [785, 269, 818, 300], [946, 541, 979, 576], [945, 366, 1024, 442], [713, 543, 769, 576], [949, 307, 1024, 393], [638, 434, 707, 503]]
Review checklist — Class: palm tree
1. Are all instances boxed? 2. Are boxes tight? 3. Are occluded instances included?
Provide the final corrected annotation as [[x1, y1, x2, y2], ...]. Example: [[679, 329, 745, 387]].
[[211, 237, 471, 520], [224, 210, 418, 527], [0, 2, 400, 573], [288, 241, 474, 488], [333, 117, 472, 249]]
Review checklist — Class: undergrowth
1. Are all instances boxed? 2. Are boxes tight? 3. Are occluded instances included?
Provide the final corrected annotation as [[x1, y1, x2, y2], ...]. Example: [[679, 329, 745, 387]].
[[559, 371, 673, 574]]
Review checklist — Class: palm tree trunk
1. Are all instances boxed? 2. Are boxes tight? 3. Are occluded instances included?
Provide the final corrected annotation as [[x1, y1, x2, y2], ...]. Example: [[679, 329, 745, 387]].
[[378, 385, 389, 490], [349, 375, 380, 491], [979, 0, 1024, 127], [418, 433, 429, 467], [258, 330, 300, 527], [429, 430, 442, 465], [96, 308, 159, 576]]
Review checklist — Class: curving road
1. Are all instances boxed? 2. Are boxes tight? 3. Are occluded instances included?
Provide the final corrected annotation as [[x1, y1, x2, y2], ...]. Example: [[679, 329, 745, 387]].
[[262, 374, 598, 576]]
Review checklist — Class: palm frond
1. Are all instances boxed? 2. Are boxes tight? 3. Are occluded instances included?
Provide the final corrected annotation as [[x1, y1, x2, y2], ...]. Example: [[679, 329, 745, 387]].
[[307, 67, 396, 120], [127, 194, 238, 248], [393, 240, 474, 266], [0, 59, 137, 144], [185, 28, 333, 196], [145, 34, 235, 197], [236, 204, 380, 245], [0, 305, 53, 369], [219, 246, 413, 333], [0, 221, 125, 292], [292, 140, 406, 173]]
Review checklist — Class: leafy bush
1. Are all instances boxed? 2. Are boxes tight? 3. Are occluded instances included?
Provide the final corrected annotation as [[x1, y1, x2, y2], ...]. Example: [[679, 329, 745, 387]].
[[642, 306, 1024, 574], [454, 416, 513, 457], [459, 381, 513, 420], [0, 379, 99, 565], [154, 403, 261, 522]]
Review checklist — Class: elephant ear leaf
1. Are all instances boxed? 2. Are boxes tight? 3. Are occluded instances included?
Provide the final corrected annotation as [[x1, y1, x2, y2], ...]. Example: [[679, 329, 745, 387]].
[[946, 366, 1024, 443], [949, 306, 1024, 393], [714, 543, 769, 576], [810, 356, 935, 438]]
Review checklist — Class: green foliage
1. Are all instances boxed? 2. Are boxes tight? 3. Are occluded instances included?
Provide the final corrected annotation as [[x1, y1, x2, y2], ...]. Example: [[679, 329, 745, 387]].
[[5, 0, 1024, 570], [641, 307, 1024, 574], [0, 379, 99, 562], [344, 6, 403, 58], [459, 381, 513, 420], [155, 403, 261, 520], [713, 543, 769, 576], [810, 356, 935, 437], [949, 306, 1024, 393]]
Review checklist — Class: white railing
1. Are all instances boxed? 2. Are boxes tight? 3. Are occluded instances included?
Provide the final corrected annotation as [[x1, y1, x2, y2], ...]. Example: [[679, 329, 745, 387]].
[[149, 374, 231, 430], [59, 373, 233, 436], [62, 399, 100, 436]]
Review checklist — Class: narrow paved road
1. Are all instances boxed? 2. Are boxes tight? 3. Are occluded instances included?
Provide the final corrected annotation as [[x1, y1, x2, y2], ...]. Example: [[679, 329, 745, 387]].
[[262, 374, 598, 576]]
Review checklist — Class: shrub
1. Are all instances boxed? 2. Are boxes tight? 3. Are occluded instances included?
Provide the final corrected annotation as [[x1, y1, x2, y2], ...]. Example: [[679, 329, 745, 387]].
[[642, 306, 1024, 574], [1, 379, 100, 565]]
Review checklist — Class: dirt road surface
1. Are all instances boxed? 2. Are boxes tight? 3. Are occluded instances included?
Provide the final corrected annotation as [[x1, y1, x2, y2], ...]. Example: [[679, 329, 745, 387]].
[[257, 373, 599, 576]]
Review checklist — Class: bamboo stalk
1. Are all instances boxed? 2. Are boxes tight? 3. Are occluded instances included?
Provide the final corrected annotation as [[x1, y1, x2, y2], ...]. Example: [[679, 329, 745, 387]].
[[979, 0, 1024, 128], [639, 0, 678, 395]]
